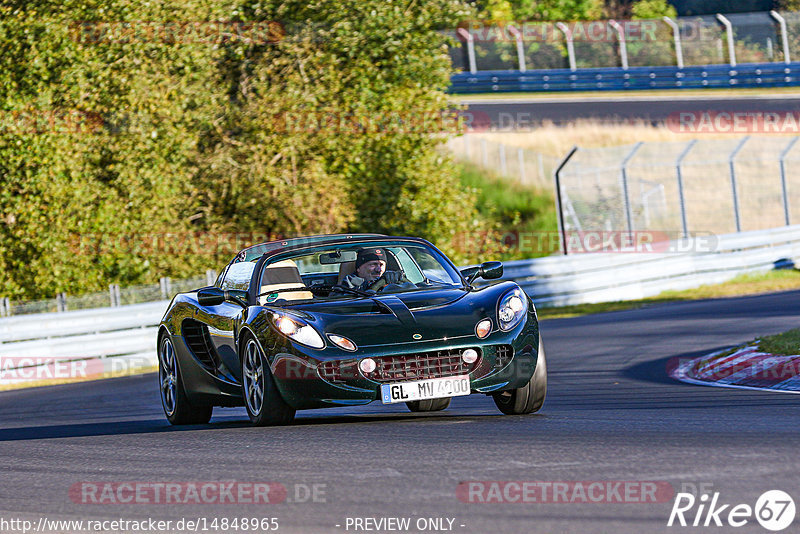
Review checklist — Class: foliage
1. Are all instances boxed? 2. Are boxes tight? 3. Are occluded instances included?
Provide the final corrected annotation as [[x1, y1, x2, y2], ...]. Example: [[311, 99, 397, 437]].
[[630, 0, 677, 19], [506, 0, 605, 21], [0, 0, 483, 299], [456, 163, 558, 261]]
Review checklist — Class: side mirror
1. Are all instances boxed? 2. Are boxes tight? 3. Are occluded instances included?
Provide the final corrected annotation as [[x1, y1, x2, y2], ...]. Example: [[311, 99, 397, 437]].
[[480, 261, 503, 280], [461, 261, 504, 284], [197, 287, 247, 308], [197, 287, 225, 306], [460, 266, 480, 280]]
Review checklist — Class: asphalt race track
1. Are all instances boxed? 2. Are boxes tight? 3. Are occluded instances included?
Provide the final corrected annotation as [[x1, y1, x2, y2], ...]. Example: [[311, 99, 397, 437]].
[[2, 290, 799, 534], [462, 94, 800, 126]]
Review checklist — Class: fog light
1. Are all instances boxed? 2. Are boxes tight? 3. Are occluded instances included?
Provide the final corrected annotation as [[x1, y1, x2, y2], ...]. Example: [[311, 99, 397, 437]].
[[359, 358, 377, 374], [475, 319, 492, 339], [462, 349, 479, 364]]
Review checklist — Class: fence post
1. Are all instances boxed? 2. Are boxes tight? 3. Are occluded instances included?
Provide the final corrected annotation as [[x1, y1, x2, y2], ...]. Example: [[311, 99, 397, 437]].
[[716, 14, 737, 67], [779, 137, 798, 226], [663, 17, 684, 69], [506, 25, 526, 72], [206, 269, 217, 286], [554, 146, 579, 255], [0, 297, 8, 317], [537, 153, 545, 183], [675, 139, 697, 239], [499, 143, 507, 176], [556, 23, 577, 71], [159, 277, 172, 299], [518, 148, 526, 184], [480, 138, 488, 167], [620, 142, 644, 235], [457, 28, 477, 74], [109, 284, 119, 307], [771, 10, 791, 64], [608, 20, 629, 70], [56, 292, 67, 312], [729, 136, 750, 233]]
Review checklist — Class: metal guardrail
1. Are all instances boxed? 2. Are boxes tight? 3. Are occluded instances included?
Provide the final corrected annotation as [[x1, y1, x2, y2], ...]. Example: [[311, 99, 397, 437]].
[[1, 225, 798, 386], [450, 62, 800, 93], [499, 225, 800, 306], [0, 272, 215, 317]]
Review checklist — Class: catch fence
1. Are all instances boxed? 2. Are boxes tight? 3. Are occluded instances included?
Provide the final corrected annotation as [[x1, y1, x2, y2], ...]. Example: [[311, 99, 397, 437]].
[[555, 136, 800, 253], [448, 10, 800, 73], [445, 136, 559, 189]]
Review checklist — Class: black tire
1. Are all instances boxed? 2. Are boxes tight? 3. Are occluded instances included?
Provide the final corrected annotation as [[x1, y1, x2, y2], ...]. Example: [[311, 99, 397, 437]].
[[241, 337, 295, 426], [406, 397, 451, 412], [158, 334, 213, 425], [492, 338, 547, 415]]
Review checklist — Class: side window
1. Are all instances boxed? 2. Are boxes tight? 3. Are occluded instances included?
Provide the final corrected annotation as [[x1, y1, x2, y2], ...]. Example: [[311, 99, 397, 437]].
[[220, 261, 256, 291]]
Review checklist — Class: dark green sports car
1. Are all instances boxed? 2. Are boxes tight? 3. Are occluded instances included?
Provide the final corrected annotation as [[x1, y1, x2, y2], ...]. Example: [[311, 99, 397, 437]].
[[157, 234, 546, 425]]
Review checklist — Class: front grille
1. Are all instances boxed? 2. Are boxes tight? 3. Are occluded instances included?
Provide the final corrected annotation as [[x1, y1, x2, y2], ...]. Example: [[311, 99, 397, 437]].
[[317, 345, 514, 385], [364, 348, 481, 383], [318, 360, 359, 384], [494, 344, 513, 370]]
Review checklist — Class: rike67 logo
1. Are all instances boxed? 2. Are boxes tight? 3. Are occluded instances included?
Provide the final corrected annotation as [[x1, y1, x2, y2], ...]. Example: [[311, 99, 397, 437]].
[[668, 490, 796, 531]]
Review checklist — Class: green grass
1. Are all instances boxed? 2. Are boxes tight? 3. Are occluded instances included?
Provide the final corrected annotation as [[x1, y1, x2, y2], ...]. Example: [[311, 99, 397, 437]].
[[458, 162, 558, 260], [538, 269, 800, 319], [758, 329, 800, 356]]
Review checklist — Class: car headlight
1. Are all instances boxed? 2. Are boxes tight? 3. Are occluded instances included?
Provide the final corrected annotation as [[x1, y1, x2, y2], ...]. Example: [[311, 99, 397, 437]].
[[497, 287, 528, 331], [270, 313, 325, 349]]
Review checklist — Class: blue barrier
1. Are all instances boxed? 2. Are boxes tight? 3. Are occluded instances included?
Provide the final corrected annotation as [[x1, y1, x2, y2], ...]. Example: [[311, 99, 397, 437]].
[[449, 62, 800, 93]]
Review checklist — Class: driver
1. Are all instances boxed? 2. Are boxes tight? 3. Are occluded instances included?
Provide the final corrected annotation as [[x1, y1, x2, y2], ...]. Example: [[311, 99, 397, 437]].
[[339, 248, 407, 292]]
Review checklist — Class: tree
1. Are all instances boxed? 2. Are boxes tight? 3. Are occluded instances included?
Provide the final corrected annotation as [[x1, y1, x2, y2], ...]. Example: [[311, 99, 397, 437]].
[[0, 0, 482, 299]]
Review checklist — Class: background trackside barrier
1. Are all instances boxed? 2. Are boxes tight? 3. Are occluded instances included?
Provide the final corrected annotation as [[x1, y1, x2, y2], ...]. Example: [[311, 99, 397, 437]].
[[450, 62, 800, 93]]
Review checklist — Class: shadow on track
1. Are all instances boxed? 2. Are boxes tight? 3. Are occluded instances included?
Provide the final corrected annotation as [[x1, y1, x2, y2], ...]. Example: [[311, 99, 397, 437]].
[[0, 411, 502, 442]]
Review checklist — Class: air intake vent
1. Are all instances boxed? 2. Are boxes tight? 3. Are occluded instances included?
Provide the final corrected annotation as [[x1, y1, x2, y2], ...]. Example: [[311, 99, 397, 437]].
[[181, 319, 219, 370], [494, 344, 513, 370]]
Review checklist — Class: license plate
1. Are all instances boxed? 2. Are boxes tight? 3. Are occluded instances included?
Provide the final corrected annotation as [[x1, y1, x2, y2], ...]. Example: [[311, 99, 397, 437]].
[[380, 375, 470, 404]]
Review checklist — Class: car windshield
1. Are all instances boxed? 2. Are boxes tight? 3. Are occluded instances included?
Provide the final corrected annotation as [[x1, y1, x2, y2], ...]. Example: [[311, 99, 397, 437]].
[[256, 241, 464, 305]]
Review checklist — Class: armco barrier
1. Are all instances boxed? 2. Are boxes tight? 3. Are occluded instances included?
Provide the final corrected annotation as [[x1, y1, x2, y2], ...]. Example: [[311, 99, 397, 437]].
[[449, 62, 800, 93], [498, 225, 800, 306], [1, 225, 799, 384]]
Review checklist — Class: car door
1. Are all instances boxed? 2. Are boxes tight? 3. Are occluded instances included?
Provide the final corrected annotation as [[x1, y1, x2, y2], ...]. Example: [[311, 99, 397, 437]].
[[196, 260, 256, 383]]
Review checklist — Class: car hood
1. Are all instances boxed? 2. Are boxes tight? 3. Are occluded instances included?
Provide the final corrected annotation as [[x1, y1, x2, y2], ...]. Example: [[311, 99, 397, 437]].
[[284, 282, 518, 348]]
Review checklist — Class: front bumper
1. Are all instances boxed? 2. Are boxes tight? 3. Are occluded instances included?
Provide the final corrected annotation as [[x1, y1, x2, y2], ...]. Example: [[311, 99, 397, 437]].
[[269, 317, 540, 410]]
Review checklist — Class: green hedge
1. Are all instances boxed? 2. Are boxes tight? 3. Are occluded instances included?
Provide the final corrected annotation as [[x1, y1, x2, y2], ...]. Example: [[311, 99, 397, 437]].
[[0, 0, 483, 299]]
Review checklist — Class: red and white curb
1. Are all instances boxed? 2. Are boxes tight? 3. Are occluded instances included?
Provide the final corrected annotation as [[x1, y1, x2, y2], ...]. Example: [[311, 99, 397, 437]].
[[668, 344, 800, 393]]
